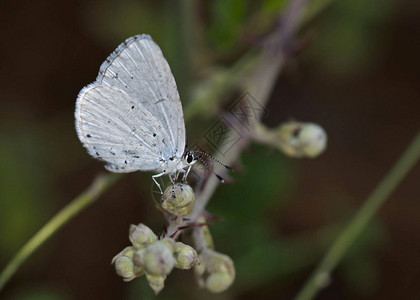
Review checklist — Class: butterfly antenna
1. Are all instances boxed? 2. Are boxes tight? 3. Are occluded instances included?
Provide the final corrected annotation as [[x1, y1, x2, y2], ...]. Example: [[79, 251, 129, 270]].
[[195, 150, 234, 171], [196, 153, 226, 183]]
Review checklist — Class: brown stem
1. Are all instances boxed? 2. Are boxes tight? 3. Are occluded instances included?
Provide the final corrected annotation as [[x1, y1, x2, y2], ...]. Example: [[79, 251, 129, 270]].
[[191, 0, 309, 222]]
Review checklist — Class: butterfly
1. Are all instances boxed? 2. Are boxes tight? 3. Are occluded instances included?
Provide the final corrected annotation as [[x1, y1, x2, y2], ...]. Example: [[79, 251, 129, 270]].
[[75, 34, 198, 193]]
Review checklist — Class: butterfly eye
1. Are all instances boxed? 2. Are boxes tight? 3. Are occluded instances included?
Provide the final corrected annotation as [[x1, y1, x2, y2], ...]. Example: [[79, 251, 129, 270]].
[[187, 154, 193, 164]]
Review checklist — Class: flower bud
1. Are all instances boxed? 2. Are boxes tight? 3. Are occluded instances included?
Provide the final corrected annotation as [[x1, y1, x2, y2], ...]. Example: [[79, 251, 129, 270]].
[[146, 273, 166, 295], [277, 122, 327, 158], [132, 248, 145, 269], [114, 256, 135, 282], [112, 246, 135, 262], [112, 246, 143, 281], [196, 249, 235, 293], [129, 223, 157, 249], [162, 183, 195, 216], [141, 241, 176, 276], [206, 271, 235, 293], [160, 237, 176, 253], [174, 242, 199, 269]]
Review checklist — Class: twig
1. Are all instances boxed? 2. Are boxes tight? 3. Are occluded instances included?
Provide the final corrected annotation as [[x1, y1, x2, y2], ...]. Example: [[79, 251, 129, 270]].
[[185, 0, 309, 255], [191, 0, 309, 221], [295, 131, 420, 300]]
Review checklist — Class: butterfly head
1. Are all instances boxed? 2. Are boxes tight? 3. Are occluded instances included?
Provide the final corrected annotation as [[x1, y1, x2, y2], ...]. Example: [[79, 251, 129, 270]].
[[183, 149, 199, 166]]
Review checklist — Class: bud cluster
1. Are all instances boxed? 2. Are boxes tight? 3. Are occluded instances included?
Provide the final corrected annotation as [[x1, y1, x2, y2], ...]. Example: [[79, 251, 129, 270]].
[[112, 223, 199, 294]]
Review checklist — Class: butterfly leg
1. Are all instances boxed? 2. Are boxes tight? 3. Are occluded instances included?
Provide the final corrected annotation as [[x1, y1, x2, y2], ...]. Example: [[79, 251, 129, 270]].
[[169, 173, 178, 198], [152, 172, 165, 196], [182, 166, 192, 182]]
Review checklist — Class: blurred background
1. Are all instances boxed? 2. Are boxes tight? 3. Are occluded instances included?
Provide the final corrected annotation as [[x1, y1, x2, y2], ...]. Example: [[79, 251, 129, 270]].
[[1, 0, 419, 299]]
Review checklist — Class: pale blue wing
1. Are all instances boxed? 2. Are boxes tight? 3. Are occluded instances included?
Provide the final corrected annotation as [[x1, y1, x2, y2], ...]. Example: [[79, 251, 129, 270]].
[[75, 84, 166, 172], [96, 34, 185, 160]]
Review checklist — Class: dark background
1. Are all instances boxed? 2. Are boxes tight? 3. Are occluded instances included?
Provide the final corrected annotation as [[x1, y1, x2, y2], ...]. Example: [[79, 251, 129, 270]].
[[0, 0, 419, 299]]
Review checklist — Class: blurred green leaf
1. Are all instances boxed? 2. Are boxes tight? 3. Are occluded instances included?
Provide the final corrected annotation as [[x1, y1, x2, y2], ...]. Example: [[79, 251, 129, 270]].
[[209, 0, 248, 50], [261, 0, 287, 16], [206, 144, 300, 287], [128, 277, 155, 300], [210, 144, 292, 224]]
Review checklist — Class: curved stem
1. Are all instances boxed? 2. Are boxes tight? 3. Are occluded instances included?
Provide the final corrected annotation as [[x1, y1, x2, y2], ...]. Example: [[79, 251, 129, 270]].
[[0, 173, 122, 291], [295, 131, 420, 300]]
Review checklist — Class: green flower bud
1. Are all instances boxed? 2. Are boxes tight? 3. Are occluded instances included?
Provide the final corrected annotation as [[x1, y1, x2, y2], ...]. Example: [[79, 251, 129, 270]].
[[174, 242, 199, 269], [277, 122, 327, 158], [111, 247, 143, 281], [197, 249, 235, 293], [112, 246, 135, 261], [141, 241, 176, 276], [145, 273, 166, 295], [162, 183, 195, 216], [160, 237, 176, 253], [206, 271, 234, 293], [129, 223, 157, 249], [114, 256, 135, 282], [253, 121, 327, 158]]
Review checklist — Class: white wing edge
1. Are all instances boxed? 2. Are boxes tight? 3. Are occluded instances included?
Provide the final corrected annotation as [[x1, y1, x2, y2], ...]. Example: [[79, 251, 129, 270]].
[[96, 34, 153, 82], [74, 82, 99, 146]]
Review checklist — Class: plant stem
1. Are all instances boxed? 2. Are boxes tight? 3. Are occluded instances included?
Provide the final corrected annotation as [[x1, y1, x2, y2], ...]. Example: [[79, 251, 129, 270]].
[[295, 131, 420, 300], [191, 0, 309, 221], [0, 173, 121, 292]]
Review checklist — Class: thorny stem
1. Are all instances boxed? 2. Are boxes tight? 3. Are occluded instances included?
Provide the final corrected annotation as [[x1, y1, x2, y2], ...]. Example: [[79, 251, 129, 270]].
[[0, 174, 121, 291], [295, 131, 420, 300]]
